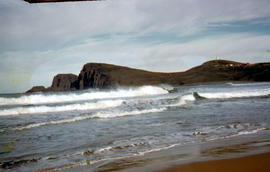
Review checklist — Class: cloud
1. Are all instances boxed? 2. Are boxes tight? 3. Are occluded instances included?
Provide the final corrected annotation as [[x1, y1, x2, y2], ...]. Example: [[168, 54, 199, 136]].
[[1, 32, 269, 93], [1, 0, 270, 93], [1, 0, 270, 51]]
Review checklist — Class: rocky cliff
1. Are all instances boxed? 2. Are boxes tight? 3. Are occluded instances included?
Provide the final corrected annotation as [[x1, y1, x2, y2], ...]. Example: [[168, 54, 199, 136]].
[[47, 74, 78, 91], [26, 60, 270, 93], [27, 74, 78, 93], [26, 86, 46, 93], [77, 63, 111, 89]]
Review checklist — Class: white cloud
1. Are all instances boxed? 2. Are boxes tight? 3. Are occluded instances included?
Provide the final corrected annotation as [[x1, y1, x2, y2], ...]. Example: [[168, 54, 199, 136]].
[[1, 0, 270, 51], [1, 32, 269, 93], [1, 0, 270, 93]]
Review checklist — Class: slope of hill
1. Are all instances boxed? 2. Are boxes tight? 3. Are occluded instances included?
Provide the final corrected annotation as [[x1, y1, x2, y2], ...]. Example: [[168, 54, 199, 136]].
[[26, 60, 270, 93]]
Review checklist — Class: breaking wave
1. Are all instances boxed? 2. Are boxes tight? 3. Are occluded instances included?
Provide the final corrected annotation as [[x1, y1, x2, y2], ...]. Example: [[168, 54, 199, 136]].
[[171, 89, 270, 107], [13, 116, 93, 131], [91, 108, 166, 119], [227, 82, 270, 87], [168, 94, 195, 107], [12, 108, 166, 131], [198, 90, 270, 99], [0, 86, 168, 106], [0, 100, 123, 116]]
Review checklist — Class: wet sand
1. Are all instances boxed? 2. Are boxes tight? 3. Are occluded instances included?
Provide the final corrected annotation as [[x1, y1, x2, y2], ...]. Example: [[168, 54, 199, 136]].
[[61, 131, 270, 172], [159, 152, 270, 172], [116, 132, 270, 172]]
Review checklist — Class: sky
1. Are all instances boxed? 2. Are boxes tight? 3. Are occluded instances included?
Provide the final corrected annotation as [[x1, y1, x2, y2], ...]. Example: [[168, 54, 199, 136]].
[[1, 0, 270, 93]]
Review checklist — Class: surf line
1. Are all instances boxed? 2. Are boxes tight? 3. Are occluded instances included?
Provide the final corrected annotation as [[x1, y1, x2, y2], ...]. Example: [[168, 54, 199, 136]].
[[7, 108, 167, 131]]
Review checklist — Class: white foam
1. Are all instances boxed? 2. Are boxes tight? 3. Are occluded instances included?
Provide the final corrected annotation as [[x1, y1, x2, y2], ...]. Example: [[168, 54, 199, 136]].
[[0, 100, 123, 116], [170, 89, 270, 107], [0, 86, 168, 106], [94, 146, 113, 154], [168, 94, 195, 107], [12, 108, 166, 130], [199, 89, 270, 99], [91, 108, 166, 119], [204, 127, 269, 142], [234, 128, 268, 136], [228, 82, 270, 87], [13, 116, 93, 130], [92, 142, 148, 154], [216, 123, 261, 130]]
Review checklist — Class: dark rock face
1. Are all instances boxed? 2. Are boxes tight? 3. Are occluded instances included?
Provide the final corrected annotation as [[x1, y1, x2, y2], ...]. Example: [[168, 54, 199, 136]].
[[78, 64, 111, 89], [26, 60, 270, 93], [49, 74, 78, 91], [26, 86, 46, 93], [26, 74, 77, 93]]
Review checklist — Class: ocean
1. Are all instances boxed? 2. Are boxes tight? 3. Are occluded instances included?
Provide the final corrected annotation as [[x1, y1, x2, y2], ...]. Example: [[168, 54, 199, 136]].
[[1, 82, 270, 171]]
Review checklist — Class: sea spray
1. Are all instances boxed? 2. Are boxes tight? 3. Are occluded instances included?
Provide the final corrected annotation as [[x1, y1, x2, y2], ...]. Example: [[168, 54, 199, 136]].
[[0, 86, 168, 106], [0, 100, 123, 116]]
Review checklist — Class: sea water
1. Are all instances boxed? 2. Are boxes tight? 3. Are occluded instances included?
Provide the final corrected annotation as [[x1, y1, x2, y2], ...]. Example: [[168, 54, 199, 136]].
[[0, 83, 270, 171]]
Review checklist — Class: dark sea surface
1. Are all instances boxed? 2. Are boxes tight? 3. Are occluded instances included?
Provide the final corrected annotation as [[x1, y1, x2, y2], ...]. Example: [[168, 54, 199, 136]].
[[0, 82, 270, 171]]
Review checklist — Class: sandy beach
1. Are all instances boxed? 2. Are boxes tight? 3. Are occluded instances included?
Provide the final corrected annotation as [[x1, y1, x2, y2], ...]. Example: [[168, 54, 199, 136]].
[[159, 152, 270, 172]]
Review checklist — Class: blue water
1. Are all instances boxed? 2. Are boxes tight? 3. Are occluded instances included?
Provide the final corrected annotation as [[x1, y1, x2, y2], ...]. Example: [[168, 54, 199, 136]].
[[0, 83, 270, 171]]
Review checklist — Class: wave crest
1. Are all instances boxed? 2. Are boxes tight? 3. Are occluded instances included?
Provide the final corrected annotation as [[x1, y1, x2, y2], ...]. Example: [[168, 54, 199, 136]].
[[170, 89, 270, 107], [0, 100, 123, 116], [199, 90, 270, 99], [11, 108, 166, 131], [91, 108, 166, 119], [0, 86, 168, 106]]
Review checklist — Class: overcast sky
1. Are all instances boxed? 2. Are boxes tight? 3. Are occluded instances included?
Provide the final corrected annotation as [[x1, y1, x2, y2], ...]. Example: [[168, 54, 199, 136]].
[[1, 0, 270, 93]]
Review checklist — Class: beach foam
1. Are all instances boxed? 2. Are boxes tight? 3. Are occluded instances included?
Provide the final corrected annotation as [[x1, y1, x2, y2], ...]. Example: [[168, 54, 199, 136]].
[[90, 142, 148, 155]]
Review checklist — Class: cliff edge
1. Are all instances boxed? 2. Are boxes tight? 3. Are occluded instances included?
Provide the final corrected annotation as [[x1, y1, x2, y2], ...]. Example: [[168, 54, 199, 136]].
[[26, 60, 270, 93]]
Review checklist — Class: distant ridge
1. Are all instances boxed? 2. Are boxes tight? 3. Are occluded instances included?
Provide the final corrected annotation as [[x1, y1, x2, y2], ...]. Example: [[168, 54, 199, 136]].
[[26, 60, 270, 93]]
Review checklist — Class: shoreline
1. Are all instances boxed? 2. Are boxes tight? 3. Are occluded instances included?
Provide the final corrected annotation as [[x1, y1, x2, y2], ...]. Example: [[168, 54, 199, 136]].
[[65, 130, 270, 172], [116, 131, 270, 172], [159, 152, 270, 172]]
